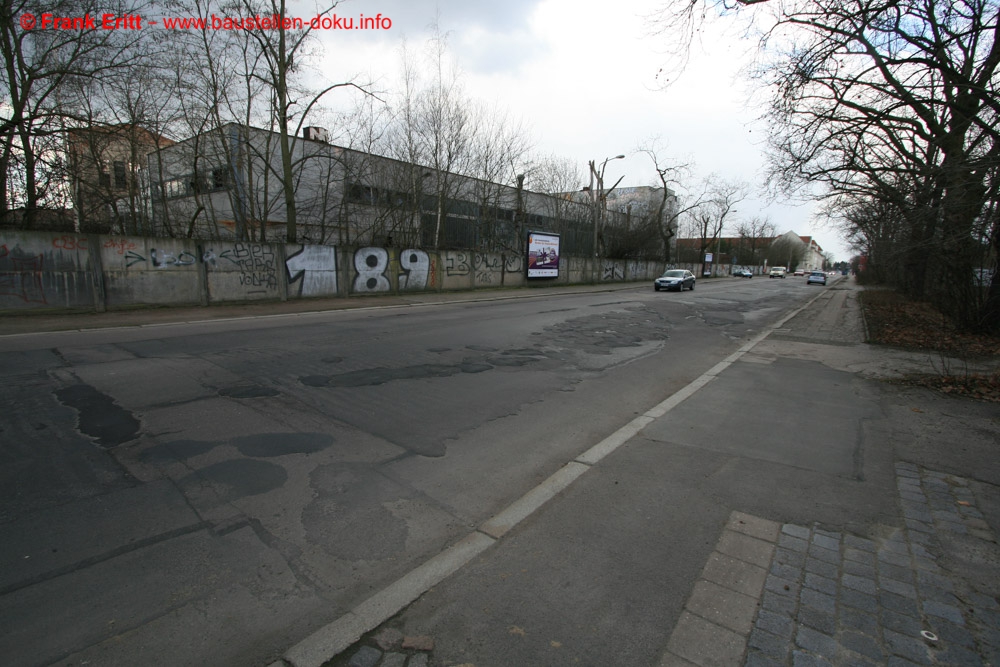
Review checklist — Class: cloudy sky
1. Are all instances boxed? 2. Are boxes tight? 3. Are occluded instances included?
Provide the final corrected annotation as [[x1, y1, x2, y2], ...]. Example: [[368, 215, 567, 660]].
[[309, 0, 847, 261]]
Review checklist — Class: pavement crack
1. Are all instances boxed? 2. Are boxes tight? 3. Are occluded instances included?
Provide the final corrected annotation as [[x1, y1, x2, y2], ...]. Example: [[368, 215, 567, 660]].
[[0, 521, 210, 597]]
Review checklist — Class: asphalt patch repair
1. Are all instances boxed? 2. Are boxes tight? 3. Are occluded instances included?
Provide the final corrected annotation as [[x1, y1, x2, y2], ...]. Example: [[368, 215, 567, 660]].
[[55, 384, 140, 448]]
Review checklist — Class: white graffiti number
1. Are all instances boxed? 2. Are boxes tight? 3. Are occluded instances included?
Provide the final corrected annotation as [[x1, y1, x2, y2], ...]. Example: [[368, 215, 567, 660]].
[[353, 247, 391, 293], [399, 249, 429, 290]]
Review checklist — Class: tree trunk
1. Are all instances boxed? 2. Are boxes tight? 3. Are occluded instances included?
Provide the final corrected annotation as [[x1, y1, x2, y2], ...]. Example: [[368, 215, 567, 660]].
[[18, 125, 37, 229]]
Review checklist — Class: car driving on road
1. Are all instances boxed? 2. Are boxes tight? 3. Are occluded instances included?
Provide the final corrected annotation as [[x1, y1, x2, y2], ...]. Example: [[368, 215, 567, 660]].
[[807, 271, 827, 285], [769, 266, 787, 278], [654, 269, 696, 292]]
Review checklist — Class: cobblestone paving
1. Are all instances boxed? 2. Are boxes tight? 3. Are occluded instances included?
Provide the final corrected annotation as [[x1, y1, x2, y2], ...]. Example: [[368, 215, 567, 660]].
[[745, 462, 1000, 667], [335, 628, 434, 667]]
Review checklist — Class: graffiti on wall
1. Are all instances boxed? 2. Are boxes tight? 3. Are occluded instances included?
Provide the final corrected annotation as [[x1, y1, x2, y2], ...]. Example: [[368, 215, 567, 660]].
[[504, 255, 524, 274], [104, 238, 143, 269], [115, 240, 198, 270], [474, 253, 507, 284], [116, 241, 277, 292], [104, 238, 137, 256], [52, 235, 88, 251], [353, 247, 391, 293], [449, 252, 523, 283], [353, 247, 431, 293], [0, 245, 47, 303], [602, 262, 625, 281], [399, 249, 430, 291], [5, 228, 663, 312], [286, 245, 337, 297], [225, 243, 277, 289], [1, 235, 93, 304], [152, 248, 199, 268], [445, 251, 471, 278]]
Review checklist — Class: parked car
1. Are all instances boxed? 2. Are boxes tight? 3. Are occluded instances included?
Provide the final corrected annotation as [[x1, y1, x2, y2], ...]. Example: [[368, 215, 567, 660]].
[[654, 269, 696, 291], [769, 266, 787, 278], [733, 269, 753, 278], [807, 271, 827, 285]]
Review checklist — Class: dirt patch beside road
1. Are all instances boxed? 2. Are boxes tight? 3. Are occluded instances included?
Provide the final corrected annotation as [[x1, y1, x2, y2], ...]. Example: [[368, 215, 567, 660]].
[[859, 288, 1000, 402]]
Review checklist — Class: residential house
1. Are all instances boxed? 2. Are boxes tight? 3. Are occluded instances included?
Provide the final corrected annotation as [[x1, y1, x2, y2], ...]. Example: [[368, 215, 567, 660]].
[[67, 124, 175, 234], [676, 230, 827, 272]]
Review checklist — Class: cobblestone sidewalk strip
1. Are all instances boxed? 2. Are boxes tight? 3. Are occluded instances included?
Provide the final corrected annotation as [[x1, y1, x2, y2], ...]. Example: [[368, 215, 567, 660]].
[[659, 511, 781, 667], [661, 463, 1000, 667]]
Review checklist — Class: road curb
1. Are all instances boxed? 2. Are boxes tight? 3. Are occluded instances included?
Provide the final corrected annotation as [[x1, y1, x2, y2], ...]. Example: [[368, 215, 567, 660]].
[[280, 533, 495, 667]]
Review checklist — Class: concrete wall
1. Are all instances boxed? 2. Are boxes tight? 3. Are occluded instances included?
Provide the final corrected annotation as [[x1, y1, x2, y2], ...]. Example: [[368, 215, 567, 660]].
[[0, 231, 96, 309], [102, 236, 205, 306], [0, 230, 667, 313]]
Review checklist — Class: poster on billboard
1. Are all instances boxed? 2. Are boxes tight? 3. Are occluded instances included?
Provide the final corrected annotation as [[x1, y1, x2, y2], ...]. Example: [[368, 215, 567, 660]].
[[527, 231, 560, 279]]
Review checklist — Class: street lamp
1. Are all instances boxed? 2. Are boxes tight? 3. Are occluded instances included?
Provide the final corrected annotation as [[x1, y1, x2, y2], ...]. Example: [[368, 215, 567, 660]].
[[589, 154, 625, 282]]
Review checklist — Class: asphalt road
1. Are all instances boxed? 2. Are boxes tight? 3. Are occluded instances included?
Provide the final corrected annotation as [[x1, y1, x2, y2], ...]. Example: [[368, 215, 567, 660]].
[[0, 275, 827, 667]]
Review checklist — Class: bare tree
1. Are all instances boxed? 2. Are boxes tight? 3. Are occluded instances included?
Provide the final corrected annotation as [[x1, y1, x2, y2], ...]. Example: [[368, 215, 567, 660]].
[[378, 32, 472, 248], [339, 91, 414, 246], [828, 196, 908, 284], [688, 176, 748, 273], [734, 216, 775, 267], [224, 0, 371, 243], [1, 0, 153, 228], [467, 101, 532, 253], [637, 137, 701, 262], [148, 0, 373, 243], [377, 30, 537, 251], [653, 0, 1000, 330], [62, 38, 180, 236], [527, 154, 582, 196], [523, 154, 593, 254], [415, 28, 472, 248]]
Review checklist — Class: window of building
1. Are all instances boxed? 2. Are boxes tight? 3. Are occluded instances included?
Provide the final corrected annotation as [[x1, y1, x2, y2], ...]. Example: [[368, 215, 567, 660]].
[[212, 167, 228, 190], [348, 182, 376, 205], [189, 172, 211, 195], [99, 170, 111, 188], [161, 179, 186, 199], [114, 161, 127, 189], [347, 182, 414, 207]]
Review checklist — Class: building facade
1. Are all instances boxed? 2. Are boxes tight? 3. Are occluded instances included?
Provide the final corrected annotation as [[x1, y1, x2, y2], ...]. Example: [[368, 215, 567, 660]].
[[676, 231, 827, 273], [68, 125, 174, 234], [147, 123, 677, 261]]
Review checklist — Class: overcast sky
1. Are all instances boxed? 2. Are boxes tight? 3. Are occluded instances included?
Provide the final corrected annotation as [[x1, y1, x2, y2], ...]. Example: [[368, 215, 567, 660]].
[[312, 0, 847, 261]]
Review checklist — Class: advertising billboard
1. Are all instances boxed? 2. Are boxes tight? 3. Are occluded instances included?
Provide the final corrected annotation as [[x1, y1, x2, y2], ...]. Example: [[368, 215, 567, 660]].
[[526, 231, 560, 279]]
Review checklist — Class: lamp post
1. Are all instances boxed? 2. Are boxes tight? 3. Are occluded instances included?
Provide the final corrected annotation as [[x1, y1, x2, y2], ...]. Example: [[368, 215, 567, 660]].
[[589, 154, 624, 283]]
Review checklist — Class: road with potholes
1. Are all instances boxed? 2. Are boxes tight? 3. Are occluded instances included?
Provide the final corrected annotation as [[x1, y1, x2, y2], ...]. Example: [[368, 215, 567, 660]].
[[0, 276, 825, 666]]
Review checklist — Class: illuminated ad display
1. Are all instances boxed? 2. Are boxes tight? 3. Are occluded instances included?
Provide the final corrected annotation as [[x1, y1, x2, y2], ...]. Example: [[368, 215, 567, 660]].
[[526, 231, 561, 279]]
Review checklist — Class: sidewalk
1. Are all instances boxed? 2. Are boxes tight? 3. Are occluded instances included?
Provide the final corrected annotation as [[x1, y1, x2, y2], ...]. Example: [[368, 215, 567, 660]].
[[314, 282, 1000, 667]]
